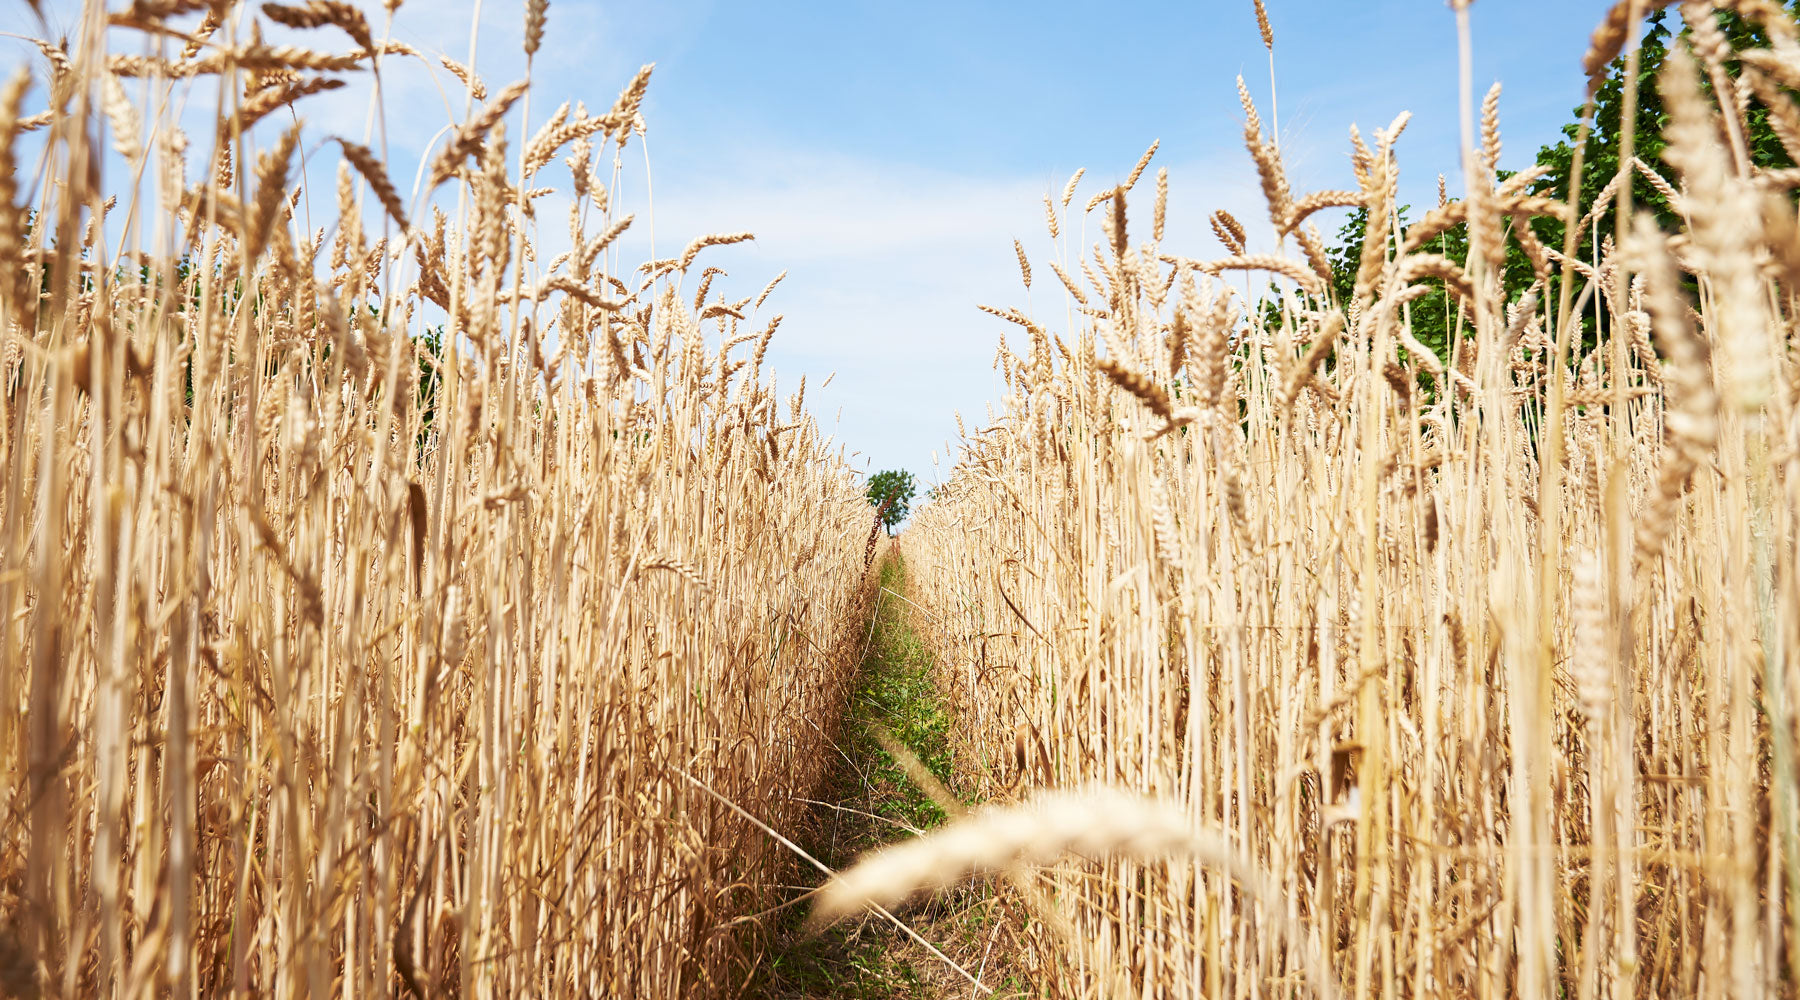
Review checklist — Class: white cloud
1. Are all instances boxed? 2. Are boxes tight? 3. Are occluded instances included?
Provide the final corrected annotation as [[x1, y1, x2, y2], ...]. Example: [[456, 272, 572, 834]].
[[603, 142, 1286, 479], [7, 0, 1313, 482]]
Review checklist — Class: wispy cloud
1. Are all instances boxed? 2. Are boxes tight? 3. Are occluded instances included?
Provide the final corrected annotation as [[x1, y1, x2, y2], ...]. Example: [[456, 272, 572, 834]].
[[608, 140, 1285, 481], [7, 0, 1606, 487]]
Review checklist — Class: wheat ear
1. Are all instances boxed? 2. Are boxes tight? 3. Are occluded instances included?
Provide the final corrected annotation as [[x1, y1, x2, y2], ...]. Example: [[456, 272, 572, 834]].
[[811, 786, 1334, 1000]]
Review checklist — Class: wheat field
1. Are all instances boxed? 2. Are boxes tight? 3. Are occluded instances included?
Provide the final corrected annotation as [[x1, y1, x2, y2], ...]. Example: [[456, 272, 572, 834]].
[[1, 1, 1798, 998], [0, 2, 877, 996]]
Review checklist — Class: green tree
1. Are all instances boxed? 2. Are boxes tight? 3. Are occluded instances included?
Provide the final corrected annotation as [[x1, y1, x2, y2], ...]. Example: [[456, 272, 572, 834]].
[[1525, 6, 1797, 248], [1326, 4, 1798, 365], [1327, 203, 1470, 369], [865, 470, 917, 535]]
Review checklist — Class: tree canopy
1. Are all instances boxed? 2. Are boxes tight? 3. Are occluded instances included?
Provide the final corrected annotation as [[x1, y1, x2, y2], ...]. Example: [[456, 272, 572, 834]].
[[1325, 3, 1799, 365], [865, 470, 917, 535]]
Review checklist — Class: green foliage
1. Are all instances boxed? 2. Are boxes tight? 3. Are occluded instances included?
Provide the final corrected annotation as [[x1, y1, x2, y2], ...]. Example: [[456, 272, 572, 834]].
[[1325, 4, 1799, 367], [1529, 10, 1681, 247], [1327, 203, 1470, 369], [865, 469, 917, 535], [415, 325, 446, 423], [1528, 7, 1797, 244]]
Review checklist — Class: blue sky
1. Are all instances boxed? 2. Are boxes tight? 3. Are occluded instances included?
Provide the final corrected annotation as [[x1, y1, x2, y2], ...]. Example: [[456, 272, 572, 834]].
[[14, 0, 1620, 489], [584, 0, 1617, 490]]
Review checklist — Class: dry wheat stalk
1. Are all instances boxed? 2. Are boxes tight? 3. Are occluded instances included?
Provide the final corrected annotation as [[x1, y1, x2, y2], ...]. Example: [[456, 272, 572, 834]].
[[902, 26, 1793, 994], [0, 18, 877, 998]]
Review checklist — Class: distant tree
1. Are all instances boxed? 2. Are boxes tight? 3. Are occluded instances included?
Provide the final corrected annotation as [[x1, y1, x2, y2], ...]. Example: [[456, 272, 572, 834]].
[[865, 470, 917, 535]]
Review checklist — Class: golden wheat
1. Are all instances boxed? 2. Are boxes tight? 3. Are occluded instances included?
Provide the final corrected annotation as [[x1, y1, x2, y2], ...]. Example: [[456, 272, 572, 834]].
[[0, 7, 873, 997], [898, 8, 1800, 1000]]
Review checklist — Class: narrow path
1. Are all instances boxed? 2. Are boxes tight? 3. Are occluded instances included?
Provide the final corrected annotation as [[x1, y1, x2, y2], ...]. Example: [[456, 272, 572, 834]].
[[754, 551, 1024, 999]]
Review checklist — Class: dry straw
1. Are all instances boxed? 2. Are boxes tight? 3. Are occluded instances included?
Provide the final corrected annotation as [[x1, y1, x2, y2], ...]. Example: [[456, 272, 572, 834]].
[[905, 3, 1798, 998], [0, 6, 874, 997], [4, 2, 1799, 998]]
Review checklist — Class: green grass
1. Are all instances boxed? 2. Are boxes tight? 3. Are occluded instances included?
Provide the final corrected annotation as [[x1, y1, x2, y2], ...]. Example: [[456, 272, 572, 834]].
[[754, 552, 1020, 999], [841, 558, 956, 834]]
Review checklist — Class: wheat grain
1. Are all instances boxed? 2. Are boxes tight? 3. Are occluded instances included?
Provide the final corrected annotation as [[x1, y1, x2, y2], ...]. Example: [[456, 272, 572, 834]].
[[1061, 166, 1085, 208], [428, 78, 530, 187], [1211, 209, 1247, 253], [1194, 252, 1323, 293], [525, 0, 549, 57], [1662, 43, 1773, 411], [101, 74, 140, 162], [1125, 138, 1160, 190], [1096, 354, 1174, 420], [261, 2, 376, 53], [439, 54, 488, 100], [337, 139, 409, 230], [677, 231, 754, 272]]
